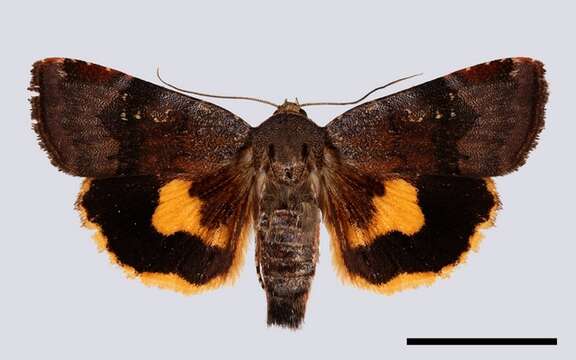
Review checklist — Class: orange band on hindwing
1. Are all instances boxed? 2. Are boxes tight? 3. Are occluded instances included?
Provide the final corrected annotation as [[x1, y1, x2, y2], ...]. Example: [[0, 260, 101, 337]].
[[347, 179, 425, 248], [152, 179, 230, 248]]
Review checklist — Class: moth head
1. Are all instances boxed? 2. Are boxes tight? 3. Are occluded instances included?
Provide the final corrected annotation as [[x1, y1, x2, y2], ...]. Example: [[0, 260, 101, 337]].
[[274, 99, 308, 117], [254, 110, 324, 186]]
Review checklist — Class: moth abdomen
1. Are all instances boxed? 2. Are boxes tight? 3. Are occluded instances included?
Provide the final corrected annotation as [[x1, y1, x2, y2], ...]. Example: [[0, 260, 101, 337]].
[[266, 292, 309, 330], [257, 203, 320, 328]]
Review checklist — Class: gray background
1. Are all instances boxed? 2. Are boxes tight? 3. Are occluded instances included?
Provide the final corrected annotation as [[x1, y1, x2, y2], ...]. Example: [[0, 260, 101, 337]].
[[1, 1, 574, 359]]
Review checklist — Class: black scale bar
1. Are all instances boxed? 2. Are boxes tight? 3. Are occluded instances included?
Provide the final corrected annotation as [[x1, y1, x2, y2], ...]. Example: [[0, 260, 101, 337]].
[[407, 338, 557, 346]]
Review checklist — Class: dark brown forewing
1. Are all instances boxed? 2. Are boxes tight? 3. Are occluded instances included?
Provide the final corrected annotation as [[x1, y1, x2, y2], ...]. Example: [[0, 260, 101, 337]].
[[325, 58, 547, 177], [30, 58, 251, 179]]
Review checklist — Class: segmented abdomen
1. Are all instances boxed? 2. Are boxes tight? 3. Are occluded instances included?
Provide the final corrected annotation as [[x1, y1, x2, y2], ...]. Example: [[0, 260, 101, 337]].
[[256, 207, 319, 328]]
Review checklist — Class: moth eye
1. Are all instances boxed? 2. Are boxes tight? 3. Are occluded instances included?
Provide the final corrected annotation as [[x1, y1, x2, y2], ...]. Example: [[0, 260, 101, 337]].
[[268, 144, 275, 160], [301, 144, 309, 159]]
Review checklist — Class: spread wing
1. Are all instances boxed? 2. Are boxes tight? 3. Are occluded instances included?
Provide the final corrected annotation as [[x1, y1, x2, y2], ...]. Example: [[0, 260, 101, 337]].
[[78, 167, 254, 294], [321, 58, 546, 293], [31, 58, 255, 293], [325, 58, 547, 177], [320, 162, 499, 293], [30, 58, 251, 179]]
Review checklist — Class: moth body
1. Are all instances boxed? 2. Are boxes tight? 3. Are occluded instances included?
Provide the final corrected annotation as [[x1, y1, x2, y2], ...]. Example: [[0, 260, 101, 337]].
[[252, 108, 323, 327]]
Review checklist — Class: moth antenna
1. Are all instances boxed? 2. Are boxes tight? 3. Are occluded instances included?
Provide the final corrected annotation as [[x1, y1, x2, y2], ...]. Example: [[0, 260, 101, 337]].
[[299, 73, 422, 107], [156, 67, 280, 108]]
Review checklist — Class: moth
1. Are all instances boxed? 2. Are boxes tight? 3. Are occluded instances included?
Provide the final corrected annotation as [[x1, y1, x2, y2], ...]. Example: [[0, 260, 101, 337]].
[[30, 57, 547, 328]]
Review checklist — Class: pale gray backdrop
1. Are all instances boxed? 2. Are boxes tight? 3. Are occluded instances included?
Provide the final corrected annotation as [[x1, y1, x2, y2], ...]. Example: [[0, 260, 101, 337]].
[[1, 1, 573, 359]]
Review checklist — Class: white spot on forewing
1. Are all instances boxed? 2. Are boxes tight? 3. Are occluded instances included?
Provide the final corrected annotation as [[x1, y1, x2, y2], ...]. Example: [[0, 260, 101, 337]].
[[120, 112, 128, 121], [196, 102, 211, 113], [435, 111, 443, 119], [405, 108, 427, 123], [366, 102, 380, 112], [134, 111, 141, 120], [153, 116, 168, 123], [510, 69, 520, 77], [449, 92, 455, 101]]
